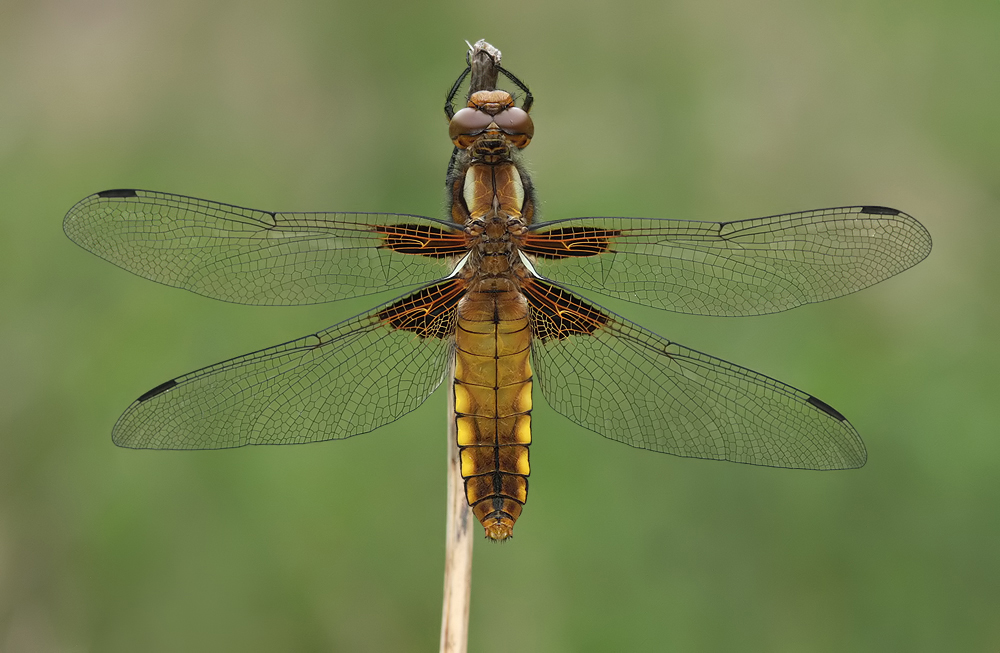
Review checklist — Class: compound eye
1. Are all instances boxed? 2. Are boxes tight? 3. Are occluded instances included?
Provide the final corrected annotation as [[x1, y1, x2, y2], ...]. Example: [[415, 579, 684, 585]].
[[449, 108, 494, 145], [493, 107, 534, 148]]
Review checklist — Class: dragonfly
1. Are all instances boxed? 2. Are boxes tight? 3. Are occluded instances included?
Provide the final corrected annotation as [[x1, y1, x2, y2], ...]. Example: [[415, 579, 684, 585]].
[[64, 40, 931, 541]]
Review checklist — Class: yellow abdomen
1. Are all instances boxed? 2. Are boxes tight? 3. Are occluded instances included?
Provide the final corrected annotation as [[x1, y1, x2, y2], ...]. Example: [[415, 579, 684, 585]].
[[454, 285, 532, 541]]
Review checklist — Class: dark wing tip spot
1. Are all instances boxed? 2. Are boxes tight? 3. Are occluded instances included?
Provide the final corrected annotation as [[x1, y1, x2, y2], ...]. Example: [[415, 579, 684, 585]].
[[97, 189, 139, 198], [806, 395, 847, 422], [137, 379, 178, 402], [860, 206, 900, 216]]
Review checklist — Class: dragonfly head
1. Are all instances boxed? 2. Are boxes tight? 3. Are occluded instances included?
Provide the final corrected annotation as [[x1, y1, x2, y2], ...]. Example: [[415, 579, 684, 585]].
[[449, 90, 533, 150]]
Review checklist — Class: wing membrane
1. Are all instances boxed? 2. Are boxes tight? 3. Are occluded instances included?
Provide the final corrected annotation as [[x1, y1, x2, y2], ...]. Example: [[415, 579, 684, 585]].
[[64, 189, 467, 306], [113, 280, 462, 449], [525, 280, 865, 470], [525, 206, 931, 316]]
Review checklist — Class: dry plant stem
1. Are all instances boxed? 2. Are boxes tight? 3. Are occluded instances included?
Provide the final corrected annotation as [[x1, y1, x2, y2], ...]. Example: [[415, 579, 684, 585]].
[[440, 39, 502, 653], [440, 363, 474, 653]]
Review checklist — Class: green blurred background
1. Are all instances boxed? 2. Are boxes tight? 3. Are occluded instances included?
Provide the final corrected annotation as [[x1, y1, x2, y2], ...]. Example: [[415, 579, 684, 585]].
[[1, 0, 996, 650]]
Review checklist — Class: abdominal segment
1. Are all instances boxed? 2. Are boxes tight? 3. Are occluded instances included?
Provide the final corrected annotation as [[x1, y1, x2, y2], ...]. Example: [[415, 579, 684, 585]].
[[454, 290, 532, 541]]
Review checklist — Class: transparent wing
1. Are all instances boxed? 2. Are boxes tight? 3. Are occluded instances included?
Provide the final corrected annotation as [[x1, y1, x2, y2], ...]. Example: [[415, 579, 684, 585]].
[[524, 280, 865, 470], [524, 206, 931, 317], [113, 280, 463, 449], [64, 189, 468, 306]]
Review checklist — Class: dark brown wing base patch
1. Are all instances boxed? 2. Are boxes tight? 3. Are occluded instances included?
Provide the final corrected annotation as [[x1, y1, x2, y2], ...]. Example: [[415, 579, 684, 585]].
[[377, 279, 465, 339], [375, 224, 468, 258], [522, 226, 620, 259], [522, 279, 609, 342]]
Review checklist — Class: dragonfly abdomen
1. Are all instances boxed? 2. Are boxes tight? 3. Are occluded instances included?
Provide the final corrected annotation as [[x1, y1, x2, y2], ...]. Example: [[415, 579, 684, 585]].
[[454, 286, 532, 541]]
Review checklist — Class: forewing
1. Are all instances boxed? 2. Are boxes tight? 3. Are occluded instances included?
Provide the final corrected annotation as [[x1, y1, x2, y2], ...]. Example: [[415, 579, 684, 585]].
[[524, 206, 931, 316], [64, 189, 468, 305], [113, 280, 463, 449], [524, 279, 865, 470]]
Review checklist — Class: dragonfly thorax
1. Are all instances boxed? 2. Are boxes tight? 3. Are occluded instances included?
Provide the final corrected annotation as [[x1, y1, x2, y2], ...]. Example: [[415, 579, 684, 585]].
[[462, 215, 529, 279]]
